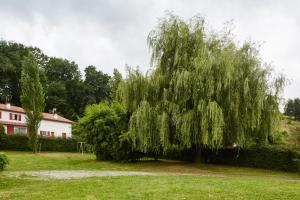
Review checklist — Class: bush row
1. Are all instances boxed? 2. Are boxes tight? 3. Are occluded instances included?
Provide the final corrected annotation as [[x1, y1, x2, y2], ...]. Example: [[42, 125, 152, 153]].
[[202, 146, 300, 172], [0, 134, 78, 152], [163, 145, 300, 172]]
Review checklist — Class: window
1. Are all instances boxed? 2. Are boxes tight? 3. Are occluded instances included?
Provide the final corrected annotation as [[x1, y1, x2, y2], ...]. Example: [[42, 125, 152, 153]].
[[10, 113, 21, 121], [62, 133, 66, 139], [14, 126, 27, 134], [40, 131, 52, 137], [51, 132, 54, 137], [0, 111, 2, 119], [40, 131, 48, 137]]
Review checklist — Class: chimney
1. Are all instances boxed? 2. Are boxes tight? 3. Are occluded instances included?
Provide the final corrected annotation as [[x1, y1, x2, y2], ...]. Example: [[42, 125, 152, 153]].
[[6, 103, 11, 109], [54, 113, 58, 119]]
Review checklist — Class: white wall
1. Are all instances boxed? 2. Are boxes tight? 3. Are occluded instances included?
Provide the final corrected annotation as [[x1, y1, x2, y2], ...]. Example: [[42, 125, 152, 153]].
[[0, 110, 27, 123], [39, 120, 72, 138], [0, 110, 72, 137]]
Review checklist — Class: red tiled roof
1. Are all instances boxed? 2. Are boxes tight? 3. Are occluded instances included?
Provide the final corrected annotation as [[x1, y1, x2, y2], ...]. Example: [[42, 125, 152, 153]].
[[0, 104, 24, 113], [0, 103, 73, 124]]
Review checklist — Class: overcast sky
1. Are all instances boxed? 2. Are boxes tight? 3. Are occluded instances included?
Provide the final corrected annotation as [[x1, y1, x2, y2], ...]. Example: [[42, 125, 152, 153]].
[[0, 0, 299, 100]]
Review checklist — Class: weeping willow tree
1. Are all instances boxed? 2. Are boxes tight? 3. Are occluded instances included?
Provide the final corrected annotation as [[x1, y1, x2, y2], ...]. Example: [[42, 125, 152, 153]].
[[118, 14, 285, 155]]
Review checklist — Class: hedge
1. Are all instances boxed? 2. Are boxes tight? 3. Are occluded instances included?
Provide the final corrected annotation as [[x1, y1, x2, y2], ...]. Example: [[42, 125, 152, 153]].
[[0, 134, 78, 152], [202, 145, 300, 172], [161, 145, 300, 172]]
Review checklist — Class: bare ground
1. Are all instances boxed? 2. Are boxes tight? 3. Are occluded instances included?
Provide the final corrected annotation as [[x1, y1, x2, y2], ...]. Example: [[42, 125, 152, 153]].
[[4, 170, 300, 182], [5, 170, 222, 180]]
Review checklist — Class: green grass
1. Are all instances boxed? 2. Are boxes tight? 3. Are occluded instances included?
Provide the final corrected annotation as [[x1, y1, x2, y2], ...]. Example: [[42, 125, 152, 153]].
[[1, 175, 299, 200], [3, 151, 299, 179], [0, 151, 300, 200]]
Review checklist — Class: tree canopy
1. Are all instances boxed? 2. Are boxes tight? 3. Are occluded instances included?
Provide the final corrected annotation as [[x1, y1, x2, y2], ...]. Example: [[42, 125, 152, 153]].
[[285, 98, 300, 120], [119, 15, 285, 154]]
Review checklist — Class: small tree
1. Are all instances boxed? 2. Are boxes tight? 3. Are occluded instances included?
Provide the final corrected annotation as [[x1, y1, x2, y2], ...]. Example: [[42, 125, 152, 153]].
[[76, 102, 140, 161], [20, 54, 45, 153]]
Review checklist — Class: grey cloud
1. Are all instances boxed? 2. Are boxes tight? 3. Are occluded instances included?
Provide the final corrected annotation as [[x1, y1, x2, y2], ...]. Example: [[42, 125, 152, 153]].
[[0, 0, 299, 100]]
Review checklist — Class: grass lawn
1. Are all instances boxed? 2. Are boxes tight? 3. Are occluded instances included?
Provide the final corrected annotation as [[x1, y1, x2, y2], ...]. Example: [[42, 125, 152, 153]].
[[0, 151, 299, 200]]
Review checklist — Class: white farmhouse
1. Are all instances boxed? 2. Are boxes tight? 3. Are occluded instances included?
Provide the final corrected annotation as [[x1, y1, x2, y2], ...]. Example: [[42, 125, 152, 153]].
[[0, 103, 73, 138]]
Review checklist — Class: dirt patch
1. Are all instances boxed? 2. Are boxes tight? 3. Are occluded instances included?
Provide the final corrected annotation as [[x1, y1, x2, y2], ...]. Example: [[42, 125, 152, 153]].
[[4, 170, 300, 181], [6, 170, 211, 180]]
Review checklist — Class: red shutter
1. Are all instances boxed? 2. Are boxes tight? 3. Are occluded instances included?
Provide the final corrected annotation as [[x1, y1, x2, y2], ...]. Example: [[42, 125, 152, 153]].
[[7, 125, 14, 134], [19, 114, 21, 121], [9, 113, 12, 120]]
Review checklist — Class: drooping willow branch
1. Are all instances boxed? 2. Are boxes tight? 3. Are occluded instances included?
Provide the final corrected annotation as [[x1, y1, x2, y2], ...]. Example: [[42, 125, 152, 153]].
[[119, 14, 285, 153]]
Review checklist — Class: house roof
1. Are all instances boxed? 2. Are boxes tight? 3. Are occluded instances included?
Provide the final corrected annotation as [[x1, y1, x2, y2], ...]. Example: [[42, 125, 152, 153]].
[[0, 103, 73, 124]]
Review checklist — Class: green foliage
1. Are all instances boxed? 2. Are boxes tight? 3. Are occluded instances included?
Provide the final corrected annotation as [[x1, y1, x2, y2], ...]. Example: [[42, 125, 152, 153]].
[[202, 145, 300, 172], [84, 65, 111, 105], [0, 41, 32, 105], [285, 98, 300, 120], [43, 57, 81, 82], [75, 102, 140, 161], [110, 68, 123, 100], [0, 134, 29, 151], [44, 57, 85, 120], [0, 134, 78, 152], [120, 14, 285, 154], [0, 152, 9, 170], [20, 53, 45, 153], [129, 101, 161, 158]]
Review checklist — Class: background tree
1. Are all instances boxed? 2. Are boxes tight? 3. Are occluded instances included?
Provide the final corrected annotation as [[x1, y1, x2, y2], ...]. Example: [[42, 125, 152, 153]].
[[285, 98, 300, 120], [84, 66, 111, 104], [43, 58, 84, 120], [0, 41, 31, 105], [0, 41, 48, 106], [20, 54, 45, 153]]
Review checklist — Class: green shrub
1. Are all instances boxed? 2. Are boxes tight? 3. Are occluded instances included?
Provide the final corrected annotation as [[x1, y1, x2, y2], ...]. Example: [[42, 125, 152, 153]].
[[76, 102, 141, 162], [0, 134, 78, 152], [0, 152, 9, 170], [202, 145, 300, 172]]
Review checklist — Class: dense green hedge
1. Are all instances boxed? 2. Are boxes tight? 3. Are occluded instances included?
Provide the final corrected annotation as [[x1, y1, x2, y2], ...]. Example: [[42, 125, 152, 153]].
[[0, 134, 78, 152], [161, 145, 300, 172], [202, 146, 300, 172]]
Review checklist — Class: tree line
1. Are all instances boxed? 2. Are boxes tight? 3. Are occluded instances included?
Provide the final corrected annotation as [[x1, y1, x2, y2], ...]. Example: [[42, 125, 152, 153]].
[[0, 41, 122, 121]]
